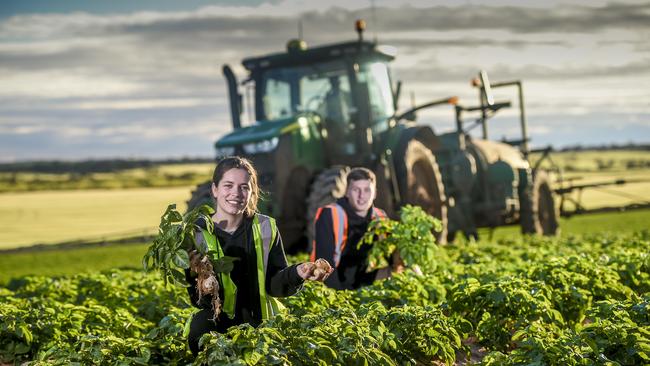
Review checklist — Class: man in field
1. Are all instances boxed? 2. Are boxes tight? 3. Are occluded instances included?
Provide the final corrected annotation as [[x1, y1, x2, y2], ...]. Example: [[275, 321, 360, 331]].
[[311, 167, 399, 290]]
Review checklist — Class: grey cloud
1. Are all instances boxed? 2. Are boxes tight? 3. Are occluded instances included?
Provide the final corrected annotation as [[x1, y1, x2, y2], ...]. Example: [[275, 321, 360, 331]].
[[365, 3, 650, 33], [108, 3, 650, 49], [382, 37, 572, 50], [392, 60, 650, 84], [3, 2, 647, 76], [1, 3, 647, 161], [0, 47, 112, 71]]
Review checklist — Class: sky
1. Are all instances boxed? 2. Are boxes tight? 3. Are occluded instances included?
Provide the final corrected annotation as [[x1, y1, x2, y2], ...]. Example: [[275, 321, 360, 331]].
[[0, 0, 648, 162]]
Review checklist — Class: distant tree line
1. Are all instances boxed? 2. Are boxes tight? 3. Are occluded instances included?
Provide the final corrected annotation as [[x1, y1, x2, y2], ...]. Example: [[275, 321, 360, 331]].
[[0, 157, 214, 174], [557, 142, 650, 152]]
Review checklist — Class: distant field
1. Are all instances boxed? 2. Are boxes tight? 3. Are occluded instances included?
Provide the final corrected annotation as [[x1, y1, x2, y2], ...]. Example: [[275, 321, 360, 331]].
[[530, 149, 650, 172], [528, 149, 650, 212], [0, 187, 194, 249], [553, 170, 650, 211], [0, 162, 213, 192], [1, 150, 648, 250]]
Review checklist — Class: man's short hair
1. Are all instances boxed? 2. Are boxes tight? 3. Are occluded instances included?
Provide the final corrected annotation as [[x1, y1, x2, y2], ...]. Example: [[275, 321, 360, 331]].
[[346, 167, 376, 186]]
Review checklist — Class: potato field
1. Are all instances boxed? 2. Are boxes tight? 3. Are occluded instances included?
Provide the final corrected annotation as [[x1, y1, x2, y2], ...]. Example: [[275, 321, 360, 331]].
[[2, 222, 649, 365]]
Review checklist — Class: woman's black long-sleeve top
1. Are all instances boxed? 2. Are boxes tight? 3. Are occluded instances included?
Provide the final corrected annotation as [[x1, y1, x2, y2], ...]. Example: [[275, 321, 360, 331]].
[[184, 216, 304, 331]]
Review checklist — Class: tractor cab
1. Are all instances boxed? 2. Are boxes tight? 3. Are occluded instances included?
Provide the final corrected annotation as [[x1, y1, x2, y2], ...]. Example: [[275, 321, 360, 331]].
[[222, 25, 397, 166], [191, 20, 558, 252]]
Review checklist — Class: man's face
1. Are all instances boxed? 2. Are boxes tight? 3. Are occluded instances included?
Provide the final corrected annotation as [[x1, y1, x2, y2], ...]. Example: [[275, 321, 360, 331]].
[[345, 179, 376, 215]]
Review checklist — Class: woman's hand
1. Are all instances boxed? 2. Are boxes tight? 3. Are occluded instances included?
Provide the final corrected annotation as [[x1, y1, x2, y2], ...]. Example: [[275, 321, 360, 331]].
[[297, 258, 333, 281]]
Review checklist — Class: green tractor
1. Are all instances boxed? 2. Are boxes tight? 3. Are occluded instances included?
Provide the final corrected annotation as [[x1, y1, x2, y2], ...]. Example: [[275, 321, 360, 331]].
[[188, 21, 559, 251]]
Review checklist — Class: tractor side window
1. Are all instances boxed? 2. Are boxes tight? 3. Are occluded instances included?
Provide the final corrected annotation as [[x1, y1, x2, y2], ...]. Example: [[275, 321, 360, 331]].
[[258, 61, 349, 122], [263, 78, 291, 120], [304, 75, 352, 126], [300, 77, 330, 112], [361, 62, 395, 124]]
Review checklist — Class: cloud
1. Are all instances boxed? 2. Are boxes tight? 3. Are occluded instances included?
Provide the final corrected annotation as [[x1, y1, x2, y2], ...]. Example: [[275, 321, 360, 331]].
[[0, 1, 648, 161]]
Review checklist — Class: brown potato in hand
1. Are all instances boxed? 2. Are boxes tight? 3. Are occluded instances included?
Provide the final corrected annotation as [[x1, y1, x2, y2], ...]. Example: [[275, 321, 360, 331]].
[[297, 259, 333, 282], [314, 258, 332, 272]]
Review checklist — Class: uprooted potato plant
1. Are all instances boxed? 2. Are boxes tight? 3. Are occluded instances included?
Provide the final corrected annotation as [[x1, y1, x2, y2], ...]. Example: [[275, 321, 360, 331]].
[[142, 204, 236, 318]]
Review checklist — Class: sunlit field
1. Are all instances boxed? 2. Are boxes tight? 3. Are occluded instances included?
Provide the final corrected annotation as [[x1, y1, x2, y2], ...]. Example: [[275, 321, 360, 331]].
[[0, 163, 213, 192], [0, 187, 192, 249]]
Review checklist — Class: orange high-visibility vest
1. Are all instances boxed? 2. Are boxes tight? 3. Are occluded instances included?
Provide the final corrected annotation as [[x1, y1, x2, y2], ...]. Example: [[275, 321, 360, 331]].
[[310, 203, 386, 267]]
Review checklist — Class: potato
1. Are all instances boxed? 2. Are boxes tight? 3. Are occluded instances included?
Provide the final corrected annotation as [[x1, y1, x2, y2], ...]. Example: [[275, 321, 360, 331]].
[[200, 275, 217, 292], [315, 258, 332, 272], [313, 268, 326, 278]]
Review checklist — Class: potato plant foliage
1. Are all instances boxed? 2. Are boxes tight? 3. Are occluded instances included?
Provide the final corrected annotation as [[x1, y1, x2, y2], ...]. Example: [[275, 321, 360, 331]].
[[360, 204, 443, 272], [143, 203, 239, 285], [142, 203, 238, 317], [1, 210, 649, 365]]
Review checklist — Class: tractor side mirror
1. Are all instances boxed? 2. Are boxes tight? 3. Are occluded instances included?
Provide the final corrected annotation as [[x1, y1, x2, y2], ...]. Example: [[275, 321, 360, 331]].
[[393, 80, 402, 112], [478, 70, 494, 106]]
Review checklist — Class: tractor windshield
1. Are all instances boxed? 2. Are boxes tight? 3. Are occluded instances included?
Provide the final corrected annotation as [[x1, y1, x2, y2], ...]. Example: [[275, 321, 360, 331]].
[[256, 59, 395, 134], [258, 60, 351, 123], [358, 62, 395, 124]]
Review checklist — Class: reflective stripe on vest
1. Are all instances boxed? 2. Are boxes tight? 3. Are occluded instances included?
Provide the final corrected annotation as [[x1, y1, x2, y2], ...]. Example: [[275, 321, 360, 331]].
[[311, 203, 387, 267], [252, 213, 285, 320], [193, 213, 283, 324], [199, 228, 238, 319]]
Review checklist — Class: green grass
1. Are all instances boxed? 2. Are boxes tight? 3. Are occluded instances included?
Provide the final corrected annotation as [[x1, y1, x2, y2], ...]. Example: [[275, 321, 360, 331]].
[[2, 208, 648, 286], [479, 208, 650, 241], [0, 186, 194, 249], [0, 243, 149, 286]]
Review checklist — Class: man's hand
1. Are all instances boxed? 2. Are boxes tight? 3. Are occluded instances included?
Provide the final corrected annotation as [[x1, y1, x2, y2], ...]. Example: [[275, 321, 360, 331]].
[[297, 258, 334, 282]]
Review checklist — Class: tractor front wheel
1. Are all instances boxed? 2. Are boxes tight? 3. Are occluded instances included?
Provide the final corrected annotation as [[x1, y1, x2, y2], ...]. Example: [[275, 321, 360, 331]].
[[397, 140, 448, 244], [186, 181, 213, 212], [305, 166, 350, 247]]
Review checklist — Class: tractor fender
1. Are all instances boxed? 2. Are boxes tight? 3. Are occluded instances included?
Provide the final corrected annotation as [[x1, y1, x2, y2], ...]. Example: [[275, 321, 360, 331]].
[[390, 127, 448, 243], [390, 125, 444, 204], [393, 125, 442, 155]]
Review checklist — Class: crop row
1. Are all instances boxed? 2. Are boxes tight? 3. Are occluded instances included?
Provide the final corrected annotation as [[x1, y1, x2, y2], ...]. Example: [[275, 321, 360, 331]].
[[1, 231, 649, 365]]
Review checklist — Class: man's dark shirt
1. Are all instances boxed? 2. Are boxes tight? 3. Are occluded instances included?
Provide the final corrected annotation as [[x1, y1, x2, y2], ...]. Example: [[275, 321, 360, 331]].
[[314, 197, 379, 290]]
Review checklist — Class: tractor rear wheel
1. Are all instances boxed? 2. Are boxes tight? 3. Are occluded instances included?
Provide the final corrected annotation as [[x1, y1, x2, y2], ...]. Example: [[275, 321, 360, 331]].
[[305, 166, 349, 247], [520, 170, 559, 235], [186, 181, 213, 211], [397, 140, 448, 244]]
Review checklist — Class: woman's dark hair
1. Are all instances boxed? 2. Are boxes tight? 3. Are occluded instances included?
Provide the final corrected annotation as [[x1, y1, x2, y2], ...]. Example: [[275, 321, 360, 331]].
[[212, 156, 259, 217], [346, 167, 376, 187]]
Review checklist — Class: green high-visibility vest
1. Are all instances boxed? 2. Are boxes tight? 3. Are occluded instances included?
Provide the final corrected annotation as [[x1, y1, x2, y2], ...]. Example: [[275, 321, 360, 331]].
[[192, 213, 285, 320], [183, 214, 286, 338]]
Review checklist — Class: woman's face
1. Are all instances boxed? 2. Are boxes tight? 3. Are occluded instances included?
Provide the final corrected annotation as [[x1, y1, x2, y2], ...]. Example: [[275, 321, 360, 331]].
[[212, 168, 251, 217]]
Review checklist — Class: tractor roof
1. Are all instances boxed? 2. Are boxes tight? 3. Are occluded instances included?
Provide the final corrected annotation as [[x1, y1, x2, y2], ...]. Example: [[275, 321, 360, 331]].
[[242, 40, 395, 72]]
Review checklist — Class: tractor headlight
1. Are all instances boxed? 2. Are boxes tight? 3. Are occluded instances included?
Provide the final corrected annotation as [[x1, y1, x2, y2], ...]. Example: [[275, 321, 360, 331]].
[[215, 146, 235, 158], [242, 137, 279, 154]]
